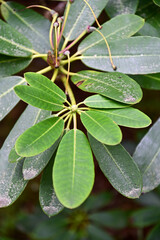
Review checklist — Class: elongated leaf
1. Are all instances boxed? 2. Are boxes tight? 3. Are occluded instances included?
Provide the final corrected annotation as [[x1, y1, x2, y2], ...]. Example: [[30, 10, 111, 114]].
[[87, 224, 113, 240], [0, 55, 32, 77], [14, 86, 64, 111], [0, 76, 25, 121], [23, 138, 60, 180], [133, 118, 160, 193], [153, 0, 160, 7], [63, 0, 108, 41], [53, 129, 94, 208], [79, 14, 144, 54], [84, 95, 128, 109], [147, 223, 160, 240], [8, 146, 23, 163], [96, 108, 151, 128], [39, 156, 64, 217], [81, 111, 122, 145], [0, 19, 33, 57], [24, 73, 66, 103], [105, 0, 139, 18], [89, 134, 142, 198], [131, 207, 160, 227], [0, 106, 42, 208], [81, 36, 160, 74], [1, 1, 51, 53], [71, 71, 142, 104], [15, 117, 64, 157], [132, 73, 160, 90], [136, 0, 158, 19]]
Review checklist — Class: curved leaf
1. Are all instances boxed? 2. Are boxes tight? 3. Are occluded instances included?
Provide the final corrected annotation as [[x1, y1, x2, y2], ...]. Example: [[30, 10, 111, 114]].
[[81, 111, 122, 145], [53, 129, 94, 208], [0, 19, 33, 57], [15, 117, 64, 157], [14, 85, 64, 111], [87, 224, 113, 240], [71, 70, 142, 104], [89, 134, 142, 198], [63, 0, 108, 41], [0, 76, 25, 121], [81, 36, 160, 74], [132, 73, 160, 90], [0, 55, 32, 77], [24, 72, 66, 103], [8, 146, 23, 163], [147, 223, 160, 240], [79, 14, 144, 54], [39, 156, 64, 217], [96, 108, 151, 128], [1, 1, 51, 53], [133, 118, 160, 193], [105, 0, 139, 18], [0, 106, 42, 208], [84, 94, 128, 109], [153, 0, 160, 7]]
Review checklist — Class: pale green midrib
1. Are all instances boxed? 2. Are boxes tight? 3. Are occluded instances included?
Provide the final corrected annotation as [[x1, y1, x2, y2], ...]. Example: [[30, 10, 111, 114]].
[[0, 57, 31, 64], [33, 109, 42, 125], [79, 19, 143, 53], [103, 144, 135, 188], [4, 2, 49, 46], [0, 36, 33, 54], [71, 129, 77, 193], [143, 147, 160, 175], [25, 118, 62, 149], [19, 91, 63, 107], [65, 1, 87, 41], [0, 79, 25, 98], [145, 75, 160, 81], [83, 112, 109, 132], [82, 54, 160, 58]]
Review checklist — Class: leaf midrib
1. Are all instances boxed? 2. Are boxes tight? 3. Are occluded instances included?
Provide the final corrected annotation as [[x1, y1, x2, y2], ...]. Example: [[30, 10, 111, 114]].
[[0, 79, 25, 98], [143, 147, 160, 176]]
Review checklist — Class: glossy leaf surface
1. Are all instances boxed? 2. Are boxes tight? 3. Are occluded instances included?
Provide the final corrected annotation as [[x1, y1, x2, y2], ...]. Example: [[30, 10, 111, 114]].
[[63, 0, 108, 41], [0, 106, 42, 208], [14, 86, 64, 111], [0, 55, 32, 77], [81, 111, 122, 145], [39, 157, 64, 217], [105, 0, 139, 17], [71, 71, 142, 104], [0, 76, 25, 121], [97, 108, 151, 128], [1, 1, 51, 53], [0, 19, 33, 57], [53, 129, 94, 208], [81, 37, 160, 74], [89, 134, 142, 198], [79, 14, 144, 54], [24, 72, 66, 103], [133, 118, 160, 193], [84, 95, 128, 109], [132, 74, 160, 90], [23, 138, 60, 180], [15, 117, 64, 157]]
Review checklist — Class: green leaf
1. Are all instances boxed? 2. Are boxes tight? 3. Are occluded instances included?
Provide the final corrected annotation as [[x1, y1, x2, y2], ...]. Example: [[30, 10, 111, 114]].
[[96, 108, 151, 128], [133, 118, 160, 193], [131, 207, 160, 227], [1, 1, 51, 53], [8, 146, 23, 163], [72, 71, 142, 104], [0, 76, 25, 121], [132, 73, 160, 90], [81, 36, 160, 74], [0, 55, 32, 77], [147, 223, 160, 240], [14, 85, 64, 111], [0, 105, 42, 208], [88, 134, 142, 198], [81, 111, 122, 145], [39, 156, 64, 217], [0, 19, 33, 57], [23, 138, 60, 180], [136, 0, 158, 19], [24, 73, 66, 103], [53, 129, 94, 208], [153, 0, 160, 7], [87, 224, 113, 240], [63, 0, 108, 41], [15, 117, 64, 157], [84, 95, 129, 109], [78, 14, 144, 54], [105, 0, 139, 18], [89, 210, 128, 229]]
